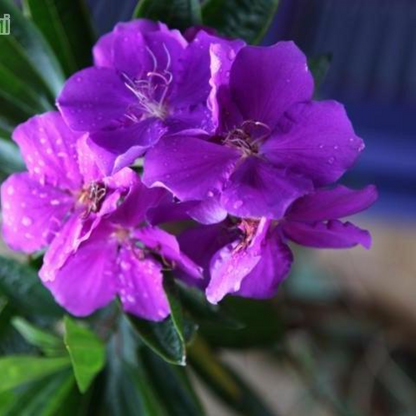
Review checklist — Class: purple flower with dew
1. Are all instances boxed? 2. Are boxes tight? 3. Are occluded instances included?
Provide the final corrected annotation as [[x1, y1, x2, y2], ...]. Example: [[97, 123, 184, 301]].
[[57, 19, 245, 175], [144, 41, 365, 220], [177, 185, 378, 304], [0, 112, 134, 266], [40, 176, 202, 321]]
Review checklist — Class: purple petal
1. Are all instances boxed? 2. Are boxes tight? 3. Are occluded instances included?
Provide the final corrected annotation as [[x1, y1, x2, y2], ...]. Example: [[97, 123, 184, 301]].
[[1, 173, 73, 253], [229, 42, 314, 128], [287, 185, 378, 222], [76, 136, 103, 183], [133, 226, 202, 279], [187, 195, 228, 224], [39, 212, 92, 282], [93, 32, 114, 67], [173, 32, 243, 113], [221, 157, 313, 220], [109, 177, 166, 228], [282, 220, 372, 249], [88, 118, 167, 175], [206, 219, 269, 304], [93, 20, 167, 68], [13, 112, 83, 191], [237, 233, 293, 299], [262, 101, 364, 186], [178, 223, 238, 287], [147, 195, 226, 226], [143, 134, 240, 201], [112, 22, 186, 80], [44, 223, 118, 316], [209, 40, 245, 131], [117, 246, 170, 321], [58, 67, 134, 131]]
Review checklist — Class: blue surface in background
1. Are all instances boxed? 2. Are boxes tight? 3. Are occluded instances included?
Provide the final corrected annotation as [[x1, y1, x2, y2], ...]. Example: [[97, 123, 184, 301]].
[[87, 0, 416, 220]]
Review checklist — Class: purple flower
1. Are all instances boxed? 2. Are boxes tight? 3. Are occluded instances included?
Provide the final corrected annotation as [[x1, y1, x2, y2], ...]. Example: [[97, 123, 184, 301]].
[[41, 177, 202, 321], [1, 112, 133, 264], [144, 42, 365, 220], [178, 185, 378, 304], [58, 19, 244, 175]]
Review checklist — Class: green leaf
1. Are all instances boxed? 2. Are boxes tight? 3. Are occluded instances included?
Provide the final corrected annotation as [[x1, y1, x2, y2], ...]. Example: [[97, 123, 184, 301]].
[[126, 313, 187, 366], [199, 297, 283, 348], [0, 0, 65, 100], [308, 54, 332, 93], [189, 337, 277, 416], [0, 61, 53, 115], [63, 316, 105, 393], [177, 282, 242, 329], [3, 370, 75, 416], [104, 328, 155, 416], [202, 0, 280, 44], [139, 347, 206, 416], [0, 356, 70, 393], [12, 317, 65, 356], [23, 0, 95, 77], [133, 0, 202, 31], [0, 139, 25, 177], [0, 256, 62, 317], [164, 277, 198, 345]]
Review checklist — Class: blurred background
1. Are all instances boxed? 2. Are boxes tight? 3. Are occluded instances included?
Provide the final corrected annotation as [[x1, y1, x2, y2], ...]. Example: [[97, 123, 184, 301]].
[[1, 0, 415, 415]]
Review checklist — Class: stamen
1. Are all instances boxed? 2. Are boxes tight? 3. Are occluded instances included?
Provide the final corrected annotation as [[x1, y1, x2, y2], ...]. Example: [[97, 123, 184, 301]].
[[79, 182, 107, 219], [121, 44, 173, 122], [224, 120, 271, 157]]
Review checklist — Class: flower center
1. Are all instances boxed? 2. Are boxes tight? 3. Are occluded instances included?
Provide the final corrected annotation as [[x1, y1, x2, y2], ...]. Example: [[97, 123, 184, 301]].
[[123, 45, 172, 122], [234, 219, 260, 252], [224, 120, 271, 157], [78, 182, 107, 218]]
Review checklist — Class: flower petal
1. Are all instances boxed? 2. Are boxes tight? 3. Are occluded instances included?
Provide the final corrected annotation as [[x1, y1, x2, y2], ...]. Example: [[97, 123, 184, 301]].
[[221, 157, 313, 220], [93, 20, 167, 69], [88, 118, 166, 175], [237, 234, 293, 299], [262, 101, 364, 186], [117, 246, 170, 321], [208, 40, 245, 131], [133, 226, 202, 279], [206, 219, 269, 304], [57, 67, 134, 131], [187, 195, 228, 224], [287, 185, 378, 222], [229, 42, 314, 128], [39, 212, 93, 282], [282, 220, 372, 249], [143, 134, 240, 201], [178, 223, 238, 287], [44, 223, 118, 316], [1, 173, 73, 253], [108, 177, 166, 228], [13, 112, 83, 190], [76, 136, 103, 183]]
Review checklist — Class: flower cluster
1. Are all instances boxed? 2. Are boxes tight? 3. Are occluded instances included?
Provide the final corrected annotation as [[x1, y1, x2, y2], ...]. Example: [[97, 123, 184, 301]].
[[1, 20, 377, 321]]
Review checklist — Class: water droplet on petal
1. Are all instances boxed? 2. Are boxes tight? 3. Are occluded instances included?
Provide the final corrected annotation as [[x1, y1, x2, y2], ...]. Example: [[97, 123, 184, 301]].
[[233, 200, 243, 209], [328, 157, 335, 165]]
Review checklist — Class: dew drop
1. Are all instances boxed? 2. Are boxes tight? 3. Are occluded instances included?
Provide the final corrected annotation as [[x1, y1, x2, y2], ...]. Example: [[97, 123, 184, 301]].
[[328, 157, 335, 165], [233, 200, 243, 209]]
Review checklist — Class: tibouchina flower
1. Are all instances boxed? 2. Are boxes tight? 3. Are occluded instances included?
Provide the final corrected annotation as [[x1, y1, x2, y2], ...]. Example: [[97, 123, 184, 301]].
[[58, 19, 244, 175], [144, 42, 365, 220], [1, 112, 133, 267], [178, 185, 378, 304], [41, 177, 202, 321]]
